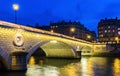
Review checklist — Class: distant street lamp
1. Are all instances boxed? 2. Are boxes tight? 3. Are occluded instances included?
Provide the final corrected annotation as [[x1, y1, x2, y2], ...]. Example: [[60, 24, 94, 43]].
[[13, 4, 19, 24], [87, 35, 91, 39], [70, 27, 75, 33], [70, 27, 75, 37]]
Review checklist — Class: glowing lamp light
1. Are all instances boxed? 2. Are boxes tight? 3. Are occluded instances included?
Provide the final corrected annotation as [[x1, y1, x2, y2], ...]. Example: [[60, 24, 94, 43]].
[[115, 37, 119, 43], [13, 4, 19, 10], [115, 37, 119, 41], [50, 30, 54, 33], [70, 27, 75, 33], [87, 35, 91, 39]]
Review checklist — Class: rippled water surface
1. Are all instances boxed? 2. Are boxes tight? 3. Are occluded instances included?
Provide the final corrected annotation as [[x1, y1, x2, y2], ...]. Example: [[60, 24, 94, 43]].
[[1, 56, 120, 76]]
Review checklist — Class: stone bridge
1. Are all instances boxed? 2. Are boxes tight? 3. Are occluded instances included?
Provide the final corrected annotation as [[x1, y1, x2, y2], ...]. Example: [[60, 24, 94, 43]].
[[0, 21, 114, 71]]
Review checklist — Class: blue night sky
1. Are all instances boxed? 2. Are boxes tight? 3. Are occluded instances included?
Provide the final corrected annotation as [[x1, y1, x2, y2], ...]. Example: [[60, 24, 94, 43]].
[[0, 0, 120, 32]]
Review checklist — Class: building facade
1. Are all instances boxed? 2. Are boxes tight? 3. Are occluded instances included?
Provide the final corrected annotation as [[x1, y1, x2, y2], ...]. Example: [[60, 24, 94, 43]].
[[39, 21, 96, 42], [98, 17, 120, 44]]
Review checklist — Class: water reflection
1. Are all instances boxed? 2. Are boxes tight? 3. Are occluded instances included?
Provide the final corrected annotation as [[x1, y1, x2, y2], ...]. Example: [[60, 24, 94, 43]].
[[26, 65, 59, 76], [27, 56, 80, 76], [81, 57, 110, 76], [59, 63, 80, 76], [113, 58, 120, 76], [28, 56, 35, 67], [1, 57, 120, 76]]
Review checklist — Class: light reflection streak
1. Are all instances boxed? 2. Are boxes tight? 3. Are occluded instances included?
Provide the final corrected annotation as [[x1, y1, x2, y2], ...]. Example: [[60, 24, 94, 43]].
[[27, 57, 81, 76], [27, 57, 113, 76], [59, 63, 80, 76], [81, 58, 87, 76], [28, 56, 35, 67], [26, 65, 59, 76], [113, 58, 120, 76], [81, 57, 108, 76]]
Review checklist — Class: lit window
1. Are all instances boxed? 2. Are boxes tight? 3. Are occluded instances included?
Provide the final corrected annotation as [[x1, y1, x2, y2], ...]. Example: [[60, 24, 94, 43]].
[[108, 30, 110, 32], [118, 31, 120, 35], [100, 34, 103, 37], [105, 30, 107, 33], [113, 30, 115, 32], [108, 26, 110, 28], [118, 28, 120, 30]]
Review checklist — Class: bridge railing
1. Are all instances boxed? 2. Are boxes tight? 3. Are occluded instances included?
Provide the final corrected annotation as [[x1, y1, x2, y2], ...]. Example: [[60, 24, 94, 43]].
[[0, 20, 92, 44]]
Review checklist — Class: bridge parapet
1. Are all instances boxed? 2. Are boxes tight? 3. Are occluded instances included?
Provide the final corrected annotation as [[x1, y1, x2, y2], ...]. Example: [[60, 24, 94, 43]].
[[0, 20, 92, 44]]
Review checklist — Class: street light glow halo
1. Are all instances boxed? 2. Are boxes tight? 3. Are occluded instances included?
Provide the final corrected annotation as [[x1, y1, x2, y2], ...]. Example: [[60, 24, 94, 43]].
[[13, 4, 19, 10], [70, 27, 75, 33]]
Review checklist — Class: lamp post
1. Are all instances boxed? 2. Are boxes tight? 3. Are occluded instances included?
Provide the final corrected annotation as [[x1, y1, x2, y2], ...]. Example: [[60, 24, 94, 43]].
[[13, 4, 19, 24], [70, 27, 75, 37], [87, 35, 91, 39], [87, 34, 91, 41]]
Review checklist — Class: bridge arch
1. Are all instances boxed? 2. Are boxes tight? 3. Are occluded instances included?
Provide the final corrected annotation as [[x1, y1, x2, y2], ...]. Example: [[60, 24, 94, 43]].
[[81, 46, 93, 55], [27, 40, 77, 60]]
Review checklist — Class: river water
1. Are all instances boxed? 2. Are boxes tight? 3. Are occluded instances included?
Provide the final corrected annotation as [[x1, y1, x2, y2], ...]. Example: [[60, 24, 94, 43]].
[[1, 56, 120, 76]]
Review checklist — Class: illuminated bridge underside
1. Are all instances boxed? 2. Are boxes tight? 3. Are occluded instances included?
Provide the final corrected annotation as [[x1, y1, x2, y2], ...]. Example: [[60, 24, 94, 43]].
[[41, 41, 76, 58]]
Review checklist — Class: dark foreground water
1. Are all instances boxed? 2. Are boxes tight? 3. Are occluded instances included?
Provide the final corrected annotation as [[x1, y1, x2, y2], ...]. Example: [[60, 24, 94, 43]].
[[1, 56, 120, 76]]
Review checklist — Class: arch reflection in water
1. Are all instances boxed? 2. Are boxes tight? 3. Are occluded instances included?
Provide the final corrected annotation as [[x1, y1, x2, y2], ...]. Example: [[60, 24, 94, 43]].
[[27, 56, 80, 76]]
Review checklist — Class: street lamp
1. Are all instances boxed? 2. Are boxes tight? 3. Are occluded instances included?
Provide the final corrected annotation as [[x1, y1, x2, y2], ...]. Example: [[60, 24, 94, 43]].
[[13, 4, 19, 24], [86, 34, 91, 42], [70, 27, 75, 33], [70, 27, 75, 37], [87, 35, 91, 39]]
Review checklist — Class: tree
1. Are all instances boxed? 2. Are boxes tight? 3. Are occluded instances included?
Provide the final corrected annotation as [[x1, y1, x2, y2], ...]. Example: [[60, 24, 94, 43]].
[[35, 23, 40, 28]]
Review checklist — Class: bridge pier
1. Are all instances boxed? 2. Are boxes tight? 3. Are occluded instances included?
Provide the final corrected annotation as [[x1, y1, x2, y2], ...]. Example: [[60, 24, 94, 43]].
[[10, 51, 28, 71], [76, 51, 81, 58]]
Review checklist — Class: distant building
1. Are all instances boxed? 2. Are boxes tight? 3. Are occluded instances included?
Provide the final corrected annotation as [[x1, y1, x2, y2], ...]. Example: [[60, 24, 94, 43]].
[[98, 17, 120, 44], [39, 21, 96, 42]]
